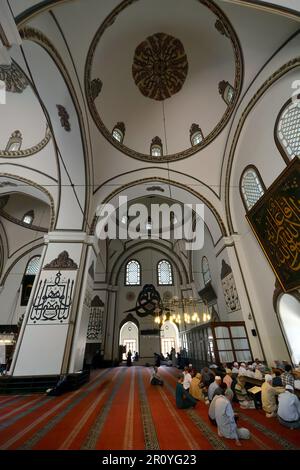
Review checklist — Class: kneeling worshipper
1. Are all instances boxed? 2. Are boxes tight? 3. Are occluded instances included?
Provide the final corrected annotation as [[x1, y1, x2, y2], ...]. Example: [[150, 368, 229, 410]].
[[261, 374, 283, 418], [150, 366, 164, 386], [235, 376, 255, 409], [208, 376, 222, 402], [213, 389, 250, 446], [176, 375, 197, 409], [189, 372, 205, 401], [277, 384, 300, 429]]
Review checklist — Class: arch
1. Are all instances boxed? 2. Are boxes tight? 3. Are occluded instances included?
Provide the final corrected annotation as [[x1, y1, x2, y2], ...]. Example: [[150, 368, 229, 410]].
[[274, 94, 300, 164], [224, 57, 300, 234], [119, 321, 139, 360], [160, 320, 180, 356], [112, 241, 188, 287], [239, 165, 266, 211]]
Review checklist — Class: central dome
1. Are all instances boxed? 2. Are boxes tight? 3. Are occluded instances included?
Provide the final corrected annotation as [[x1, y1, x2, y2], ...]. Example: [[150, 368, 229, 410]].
[[132, 32, 189, 101], [85, 0, 243, 161]]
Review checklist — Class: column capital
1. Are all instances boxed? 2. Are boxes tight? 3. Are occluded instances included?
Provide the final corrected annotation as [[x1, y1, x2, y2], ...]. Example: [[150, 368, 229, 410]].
[[44, 231, 100, 254]]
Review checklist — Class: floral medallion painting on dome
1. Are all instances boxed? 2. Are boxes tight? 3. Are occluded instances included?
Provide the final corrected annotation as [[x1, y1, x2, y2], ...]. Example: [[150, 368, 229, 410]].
[[132, 33, 188, 101]]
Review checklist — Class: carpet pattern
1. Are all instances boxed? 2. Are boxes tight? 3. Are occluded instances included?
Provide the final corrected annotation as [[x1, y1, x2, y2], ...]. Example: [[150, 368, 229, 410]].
[[0, 366, 299, 451]]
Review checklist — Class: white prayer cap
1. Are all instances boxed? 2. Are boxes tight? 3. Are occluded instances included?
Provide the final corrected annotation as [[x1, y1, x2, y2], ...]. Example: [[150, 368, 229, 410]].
[[240, 362, 246, 367], [233, 362, 238, 367], [188, 363, 192, 367], [285, 384, 294, 392], [265, 374, 273, 382], [215, 376, 221, 381]]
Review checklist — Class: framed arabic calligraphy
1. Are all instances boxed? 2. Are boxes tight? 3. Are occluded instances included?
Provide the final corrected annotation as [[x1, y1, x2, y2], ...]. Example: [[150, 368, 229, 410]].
[[246, 157, 300, 292]]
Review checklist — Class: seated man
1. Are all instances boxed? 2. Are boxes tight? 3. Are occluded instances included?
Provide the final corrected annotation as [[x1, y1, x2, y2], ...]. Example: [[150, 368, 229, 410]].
[[272, 370, 283, 387], [189, 372, 205, 401], [150, 366, 163, 386], [277, 384, 300, 429], [214, 389, 250, 446], [281, 364, 295, 388], [208, 376, 222, 402], [176, 375, 197, 409], [262, 374, 281, 418], [235, 376, 255, 409], [183, 366, 192, 393]]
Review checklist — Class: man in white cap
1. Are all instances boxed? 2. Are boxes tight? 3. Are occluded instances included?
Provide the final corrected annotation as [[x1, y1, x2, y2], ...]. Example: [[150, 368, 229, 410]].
[[261, 374, 282, 418], [238, 363, 247, 376], [214, 388, 250, 446], [277, 385, 300, 429], [208, 376, 222, 402], [232, 362, 239, 374]]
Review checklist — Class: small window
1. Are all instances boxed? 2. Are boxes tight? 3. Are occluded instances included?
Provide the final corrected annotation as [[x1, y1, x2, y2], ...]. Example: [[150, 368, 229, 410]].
[[150, 136, 163, 157], [158, 260, 173, 285], [125, 260, 141, 285], [202, 256, 211, 285], [240, 166, 265, 211], [25, 256, 41, 275], [219, 81, 234, 105], [21, 255, 41, 306], [6, 130, 22, 151], [22, 210, 34, 225], [112, 122, 125, 143], [275, 98, 300, 161], [190, 123, 204, 146]]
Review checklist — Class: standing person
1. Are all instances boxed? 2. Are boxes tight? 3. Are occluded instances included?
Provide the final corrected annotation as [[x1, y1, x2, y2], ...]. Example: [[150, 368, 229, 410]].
[[171, 347, 176, 367], [176, 375, 197, 409], [127, 349, 132, 367]]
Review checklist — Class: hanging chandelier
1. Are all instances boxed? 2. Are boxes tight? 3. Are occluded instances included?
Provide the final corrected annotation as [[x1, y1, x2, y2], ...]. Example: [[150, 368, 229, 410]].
[[154, 296, 210, 327]]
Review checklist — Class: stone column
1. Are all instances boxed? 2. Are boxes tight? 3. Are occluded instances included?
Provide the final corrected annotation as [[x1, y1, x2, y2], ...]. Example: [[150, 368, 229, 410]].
[[10, 231, 99, 376]]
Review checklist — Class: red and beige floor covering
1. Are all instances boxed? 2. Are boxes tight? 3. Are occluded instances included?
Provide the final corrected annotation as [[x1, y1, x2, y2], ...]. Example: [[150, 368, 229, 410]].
[[0, 367, 299, 450]]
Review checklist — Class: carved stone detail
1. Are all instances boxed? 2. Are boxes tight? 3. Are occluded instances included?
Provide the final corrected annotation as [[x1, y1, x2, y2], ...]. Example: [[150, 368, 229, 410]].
[[90, 78, 102, 100], [44, 251, 78, 270]]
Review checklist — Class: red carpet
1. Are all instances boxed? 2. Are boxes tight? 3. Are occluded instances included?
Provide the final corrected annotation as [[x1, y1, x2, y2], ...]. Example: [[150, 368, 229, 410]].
[[0, 366, 299, 450]]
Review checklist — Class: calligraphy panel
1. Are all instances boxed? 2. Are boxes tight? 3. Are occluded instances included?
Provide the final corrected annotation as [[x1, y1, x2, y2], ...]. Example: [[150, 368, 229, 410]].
[[246, 157, 300, 292]]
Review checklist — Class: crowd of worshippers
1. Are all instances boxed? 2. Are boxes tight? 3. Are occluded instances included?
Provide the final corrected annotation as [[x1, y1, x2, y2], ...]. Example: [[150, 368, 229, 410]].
[[150, 360, 300, 445]]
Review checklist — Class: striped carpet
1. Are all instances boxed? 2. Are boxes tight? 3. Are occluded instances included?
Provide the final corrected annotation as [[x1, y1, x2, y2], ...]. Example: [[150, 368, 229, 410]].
[[0, 366, 299, 451]]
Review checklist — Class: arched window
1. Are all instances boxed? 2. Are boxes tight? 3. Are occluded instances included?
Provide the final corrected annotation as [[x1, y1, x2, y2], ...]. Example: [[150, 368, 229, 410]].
[[150, 136, 163, 157], [202, 256, 211, 285], [125, 260, 141, 285], [6, 130, 22, 151], [275, 97, 300, 162], [21, 255, 41, 306], [277, 293, 300, 365], [240, 166, 265, 211], [25, 256, 41, 275], [219, 80, 234, 105], [112, 122, 125, 143], [190, 123, 204, 146], [22, 210, 34, 225], [158, 260, 173, 285]]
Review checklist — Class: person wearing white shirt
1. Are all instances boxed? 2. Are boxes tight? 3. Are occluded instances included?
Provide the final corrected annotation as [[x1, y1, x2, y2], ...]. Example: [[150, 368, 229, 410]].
[[232, 362, 239, 374], [183, 367, 192, 392], [254, 367, 263, 380], [277, 385, 300, 429], [238, 363, 247, 376]]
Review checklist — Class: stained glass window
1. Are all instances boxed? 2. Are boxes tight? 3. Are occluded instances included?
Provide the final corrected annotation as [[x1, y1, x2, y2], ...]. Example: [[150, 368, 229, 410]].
[[125, 260, 141, 285], [112, 122, 125, 143], [276, 101, 300, 159], [240, 167, 265, 210], [158, 260, 173, 285]]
